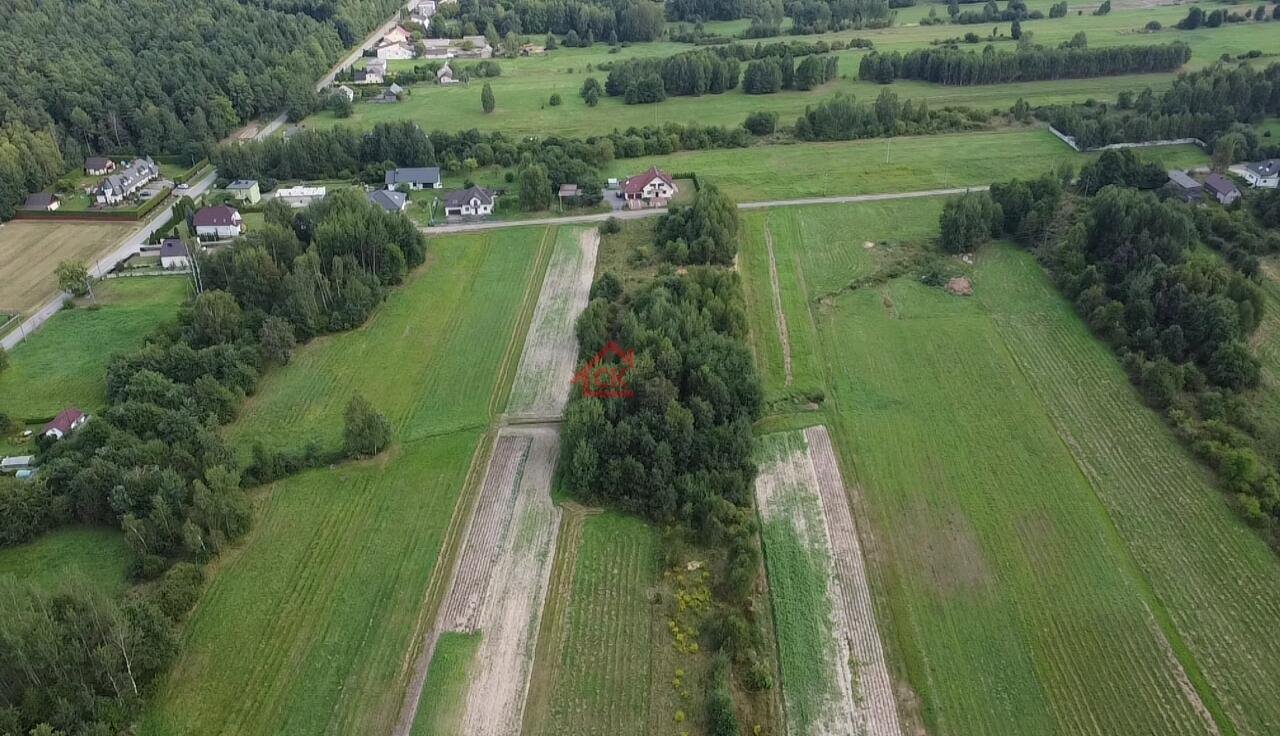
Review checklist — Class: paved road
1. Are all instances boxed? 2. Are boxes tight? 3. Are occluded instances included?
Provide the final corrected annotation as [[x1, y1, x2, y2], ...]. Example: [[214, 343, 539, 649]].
[[1, 170, 216, 351], [421, 186, 987, 235]]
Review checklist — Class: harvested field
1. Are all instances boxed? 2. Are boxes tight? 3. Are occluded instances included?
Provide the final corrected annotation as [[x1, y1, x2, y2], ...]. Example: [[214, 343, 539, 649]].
[[409, 427, 561, 736], [756, 427, 902, 736], [0, 220, 135, 318], [506, 227, 599, 420]]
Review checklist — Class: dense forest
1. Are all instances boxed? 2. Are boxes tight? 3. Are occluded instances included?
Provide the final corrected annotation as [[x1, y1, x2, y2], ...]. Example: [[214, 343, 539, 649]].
[[0, 191, 423, 733], [427, 0, 666, 42], [858, 42, 1191, 85], [604, 49, 742, 102], [1043, 62, 1280, 148], [0, 0, 401, 218], [964, 151, 1280, 533]]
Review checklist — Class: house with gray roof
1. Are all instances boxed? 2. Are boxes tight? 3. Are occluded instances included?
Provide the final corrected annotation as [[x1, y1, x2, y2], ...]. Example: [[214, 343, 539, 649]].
[[443, 186, 495, 217], [385, 166, 441, 190], [1203, 173, 1241, 205], [1165, 171, 1202, 203], [1231, 159, 1279, 189], [94, 157, 159, 206], [368, 189, 408, 213]]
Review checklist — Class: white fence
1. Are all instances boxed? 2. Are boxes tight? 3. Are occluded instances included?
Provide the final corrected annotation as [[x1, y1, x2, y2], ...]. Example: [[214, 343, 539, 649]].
[[1049, 125, 1206, 153]]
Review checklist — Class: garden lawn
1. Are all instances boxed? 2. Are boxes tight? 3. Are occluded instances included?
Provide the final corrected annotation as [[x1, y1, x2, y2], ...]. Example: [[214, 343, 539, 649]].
[[744, 199, 1280, 736], [0, 277, 191, 419], [0, 526, 131, 597]]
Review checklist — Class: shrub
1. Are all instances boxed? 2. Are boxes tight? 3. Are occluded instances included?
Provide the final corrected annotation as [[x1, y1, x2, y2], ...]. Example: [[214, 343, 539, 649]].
[[743, 111, 778, 135], [549, 93, 562, 106]]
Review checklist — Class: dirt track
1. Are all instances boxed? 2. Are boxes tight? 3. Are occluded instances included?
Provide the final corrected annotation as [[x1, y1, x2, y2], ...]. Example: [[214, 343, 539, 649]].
[[762, 223, 794, 387]]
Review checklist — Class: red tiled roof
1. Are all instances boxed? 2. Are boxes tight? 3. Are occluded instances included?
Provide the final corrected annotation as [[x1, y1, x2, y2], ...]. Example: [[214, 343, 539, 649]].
[[620, 167, 673, 196], [44, 408, 84, 435], [193, 205, 241, 227]]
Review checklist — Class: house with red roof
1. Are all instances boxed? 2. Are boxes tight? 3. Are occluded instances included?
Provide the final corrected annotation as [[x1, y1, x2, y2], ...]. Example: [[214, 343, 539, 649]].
[[193, 205, 243, 240], [43, 408, 88, 440], [618, 167, 677, 209]]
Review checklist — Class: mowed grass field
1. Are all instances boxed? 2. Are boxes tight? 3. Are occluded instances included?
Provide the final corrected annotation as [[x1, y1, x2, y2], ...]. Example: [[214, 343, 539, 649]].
[[0, 220, 136, 319], [142, 227, 554, 736], [0, 526, 131, 597], [304, 0, 1270, 138], [741, 200, 1280, 735], [0, 277, 191, 419], [599, 128, 1206, 201]]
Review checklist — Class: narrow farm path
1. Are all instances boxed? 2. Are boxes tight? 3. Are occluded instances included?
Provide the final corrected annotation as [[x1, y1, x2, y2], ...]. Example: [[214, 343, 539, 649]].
[[762, 221, 794, 387]]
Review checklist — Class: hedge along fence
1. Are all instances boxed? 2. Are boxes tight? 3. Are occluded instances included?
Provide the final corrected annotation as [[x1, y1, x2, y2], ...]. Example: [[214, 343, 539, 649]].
[[172, 159, 210, 185], [12, 186, 175, 222]]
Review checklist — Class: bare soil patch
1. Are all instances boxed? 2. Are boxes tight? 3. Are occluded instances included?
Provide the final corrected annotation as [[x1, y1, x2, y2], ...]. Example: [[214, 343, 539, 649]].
[[946, 277, 973, 296]]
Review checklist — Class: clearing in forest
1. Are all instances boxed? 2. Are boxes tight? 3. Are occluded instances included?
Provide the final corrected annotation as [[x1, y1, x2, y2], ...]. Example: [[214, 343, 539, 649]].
[[755, 427, 902, 736], [506, 226, 599, 420]]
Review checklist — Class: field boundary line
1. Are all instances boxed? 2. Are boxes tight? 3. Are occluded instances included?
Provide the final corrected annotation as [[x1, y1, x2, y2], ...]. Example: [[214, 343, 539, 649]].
[[987, 312, 1236, 736], [762, 219, 794, 387], [490, 227, 556, 419]]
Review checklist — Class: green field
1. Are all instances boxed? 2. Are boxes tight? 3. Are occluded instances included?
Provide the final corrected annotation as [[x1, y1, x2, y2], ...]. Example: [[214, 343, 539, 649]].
[[741, 199, 1280, 735], [597, 128, 1206, 202], [230, 226, 553, 455], [0, 277, 191, 420], [0, 526, 131, 597], [411, 632, 482, 736], [306, 0, 1269, 138], [528, 512, 657, 736], [142, 227, 553, 736]]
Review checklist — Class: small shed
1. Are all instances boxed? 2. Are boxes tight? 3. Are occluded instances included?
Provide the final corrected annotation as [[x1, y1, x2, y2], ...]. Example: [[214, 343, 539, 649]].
[[557, 183, 579, 210], [1203, 173, 1241, 206], [0, 456, 34, 474], [1165, 171, 1201, 203], [21, 192, 60, 211]]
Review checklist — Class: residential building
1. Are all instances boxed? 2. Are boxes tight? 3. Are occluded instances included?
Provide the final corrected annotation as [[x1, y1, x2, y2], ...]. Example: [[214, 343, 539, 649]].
[[21, 193, 60, 211], [43, 408, 87, 440], [410, 0, 435, 27], [1231, 159, 1280, 189], [1203, 173, 1241, 205], [355, 59, 387, 84], [421, 38, 452, 59], [193, 205, 244, 239], [619, 166, 677, 208], [436, 62, 456, 84], [159, 238, 192, 269], [385, 166, 441, 190], [383, 25, 413, 45], [94, 157, 159, 206], [376, 40, 415, 60], [443, 186, 496, 217], [226, 179, 261, 204], [276, 185, 327, 208], [335, 84, 356, 102], [85, 156, 115, 176], [1165, 171, 1202, 203], [368, 189, 408, 213]]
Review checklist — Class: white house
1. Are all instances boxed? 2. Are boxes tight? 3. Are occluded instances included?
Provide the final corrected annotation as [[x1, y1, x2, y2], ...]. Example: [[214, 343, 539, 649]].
[[193, 205, 244, 239], [355, 59, 388, 84], [94, 157, 159, 205], [159, 238, 191, 269], [1231, 159, 1279, 189], [443, 186, 496, 217], [335, 84, 356, 102], [376, 40, 415, 60], [43, 408, 87, 440], [276, 185, 327, 208], [385, 167, 441, 190], [619, 166, 677, 208]]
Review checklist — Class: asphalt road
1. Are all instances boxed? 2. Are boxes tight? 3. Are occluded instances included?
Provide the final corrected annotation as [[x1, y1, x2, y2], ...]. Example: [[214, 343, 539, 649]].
[[421, 186, 987, 234], [1, 170, 217, 351]]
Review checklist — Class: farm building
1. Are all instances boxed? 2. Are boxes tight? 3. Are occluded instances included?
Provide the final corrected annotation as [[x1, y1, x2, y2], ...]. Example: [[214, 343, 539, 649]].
[[276, 185, 327, 208], [443, 186, 495, 217], [159, 238, 192, 269], [84, 156, 115, 176], [1165, 171, 1202, 203], [368, 189, 408, 213], [1231, 159, 1279, 189], [193, 205, 243, 239], [1203, 173, 1240, 205], [456, 35, 492, 58], [421, 38, 451, 59], [43, 408, 87, 440], [371, 83, 404, 103], [21, 192, 60, 211], [94, 157, 159, 205], [226, 179, 261, 204], [0, 456, 34, 474], [619, 166, 677, 208], [385, 167, 441, 190], [375, 40, 415, 60]]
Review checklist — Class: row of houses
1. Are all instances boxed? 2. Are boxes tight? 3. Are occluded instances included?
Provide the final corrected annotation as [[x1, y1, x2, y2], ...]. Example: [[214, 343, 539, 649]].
[[94, 157, 160, 205], [1166, 160, 1279, 205]]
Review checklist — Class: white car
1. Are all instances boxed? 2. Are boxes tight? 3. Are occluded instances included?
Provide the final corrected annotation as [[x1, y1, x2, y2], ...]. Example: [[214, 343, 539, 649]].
[[178, 183, 189, 189]]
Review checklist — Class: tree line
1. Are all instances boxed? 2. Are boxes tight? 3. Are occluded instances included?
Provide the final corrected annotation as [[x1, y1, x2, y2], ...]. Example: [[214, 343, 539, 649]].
[[604, 49, 742, 103], [426, 0, 665, 44], [794, 90, 990, 140], [950, 150, 1280, 533], [1042, 62, 1280, 149], [743, 54, 839, 93], [786, 0, 895, 33], [0, 190, 416, 732], [858, 41, 1191, 85]]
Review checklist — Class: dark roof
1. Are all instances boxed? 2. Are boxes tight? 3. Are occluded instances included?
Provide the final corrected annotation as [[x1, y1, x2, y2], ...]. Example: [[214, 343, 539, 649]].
[[84, 156, 112, 171], [159, 238, 188, 258], [368, 189, 407, 212], [1245, 159, 1279, 178], [1204, 173, 1239, 196], [22, 192, 58, 209], [1166, 171, 1199, 190], [443, 186, 495, 208], [385, 167, 440, 186], [227, 179, 257, 190], [621, 166, 674, 196], [44, 408, 85, 435], [192, 205, 241, 227]]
